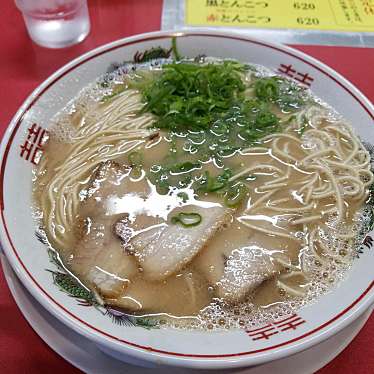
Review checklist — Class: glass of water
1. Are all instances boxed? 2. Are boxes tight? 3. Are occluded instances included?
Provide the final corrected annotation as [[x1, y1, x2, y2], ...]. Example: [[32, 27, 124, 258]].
[[15, 0, 91, 49]]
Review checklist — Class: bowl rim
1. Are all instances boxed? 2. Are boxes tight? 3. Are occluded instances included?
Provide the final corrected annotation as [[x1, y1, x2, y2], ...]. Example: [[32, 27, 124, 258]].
[[0, 29, 373, 369]]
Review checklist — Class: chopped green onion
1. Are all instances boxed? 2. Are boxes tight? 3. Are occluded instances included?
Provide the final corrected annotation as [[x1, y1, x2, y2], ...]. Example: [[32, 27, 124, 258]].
[[135, 58, 308, 205], [197, 169, 233, 193], [156, 180, 170, 195], [128, 151, 142, 166], [171, 212, 202, 227], [254, 78, 279, 101], [177, 192, 189, 203], [168, 161, 201, 174], [171, 37, 181, 61], [254, 76, 306, 111], [127, 151, 143, 178], [217, 168, 233, 183], [255, 111, 278, 128], [140, 61, 246, 132], [224, 183, 248, 207]]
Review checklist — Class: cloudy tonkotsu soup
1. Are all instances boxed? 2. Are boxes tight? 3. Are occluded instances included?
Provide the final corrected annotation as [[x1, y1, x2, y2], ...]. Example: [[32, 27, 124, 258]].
[[33, 52, 374, 330]]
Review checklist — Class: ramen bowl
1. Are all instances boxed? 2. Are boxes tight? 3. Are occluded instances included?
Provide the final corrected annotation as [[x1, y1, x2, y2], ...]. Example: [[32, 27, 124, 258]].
[[0, 30, 373, 370]]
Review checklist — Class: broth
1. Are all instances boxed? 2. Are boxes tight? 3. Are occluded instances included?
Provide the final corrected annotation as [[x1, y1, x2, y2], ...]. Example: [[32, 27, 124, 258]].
[[33, 57, 373, 330]]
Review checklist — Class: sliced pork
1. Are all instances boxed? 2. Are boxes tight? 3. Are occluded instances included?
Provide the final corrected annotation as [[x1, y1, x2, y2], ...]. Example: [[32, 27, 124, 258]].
[[69, 161, 141, 298], [195, 220, 299, 303], [116, 204, 232, 281]]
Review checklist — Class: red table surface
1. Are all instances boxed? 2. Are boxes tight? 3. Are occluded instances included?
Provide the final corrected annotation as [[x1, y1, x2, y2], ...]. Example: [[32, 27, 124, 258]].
[[0, 1, 373, 373]]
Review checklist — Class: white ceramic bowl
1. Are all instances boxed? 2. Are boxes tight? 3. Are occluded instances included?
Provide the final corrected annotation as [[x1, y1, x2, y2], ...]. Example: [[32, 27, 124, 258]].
[[0, 30, 373, 370]]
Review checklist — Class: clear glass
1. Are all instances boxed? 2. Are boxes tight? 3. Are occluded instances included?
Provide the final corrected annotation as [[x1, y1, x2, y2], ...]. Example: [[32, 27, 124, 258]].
[[15, 0, 91, 49]]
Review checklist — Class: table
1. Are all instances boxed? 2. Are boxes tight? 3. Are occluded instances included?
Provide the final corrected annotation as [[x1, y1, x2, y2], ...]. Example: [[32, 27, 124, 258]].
[[0, 1, 373, 373]]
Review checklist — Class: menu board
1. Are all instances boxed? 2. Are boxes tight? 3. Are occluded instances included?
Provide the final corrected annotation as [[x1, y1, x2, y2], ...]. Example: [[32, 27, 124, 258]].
[[185, 0, 374, 33]]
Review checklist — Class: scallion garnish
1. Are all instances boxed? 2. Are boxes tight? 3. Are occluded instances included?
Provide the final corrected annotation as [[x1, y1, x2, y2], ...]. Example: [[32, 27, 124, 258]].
[[254, 76, 306, 111], [128, 151, 142, 166], [171, 37, 181, 61], [134, 45, 307, 207], [171, 212, 202, 227], [140, 61, 246, 132], [177, 192, 189, 203], [224, 183, 248, 207]]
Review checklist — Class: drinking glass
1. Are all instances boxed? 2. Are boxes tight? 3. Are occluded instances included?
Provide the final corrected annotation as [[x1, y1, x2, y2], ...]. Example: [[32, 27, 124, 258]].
[[15, 0, 91, 49]]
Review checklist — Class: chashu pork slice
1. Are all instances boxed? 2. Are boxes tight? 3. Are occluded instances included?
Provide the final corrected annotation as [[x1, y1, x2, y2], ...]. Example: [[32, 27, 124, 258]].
[[115, 204, 233, 281], [69, 161, 148, 298], [194, 220, 300, 303], [70, 216, 138, 299]]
